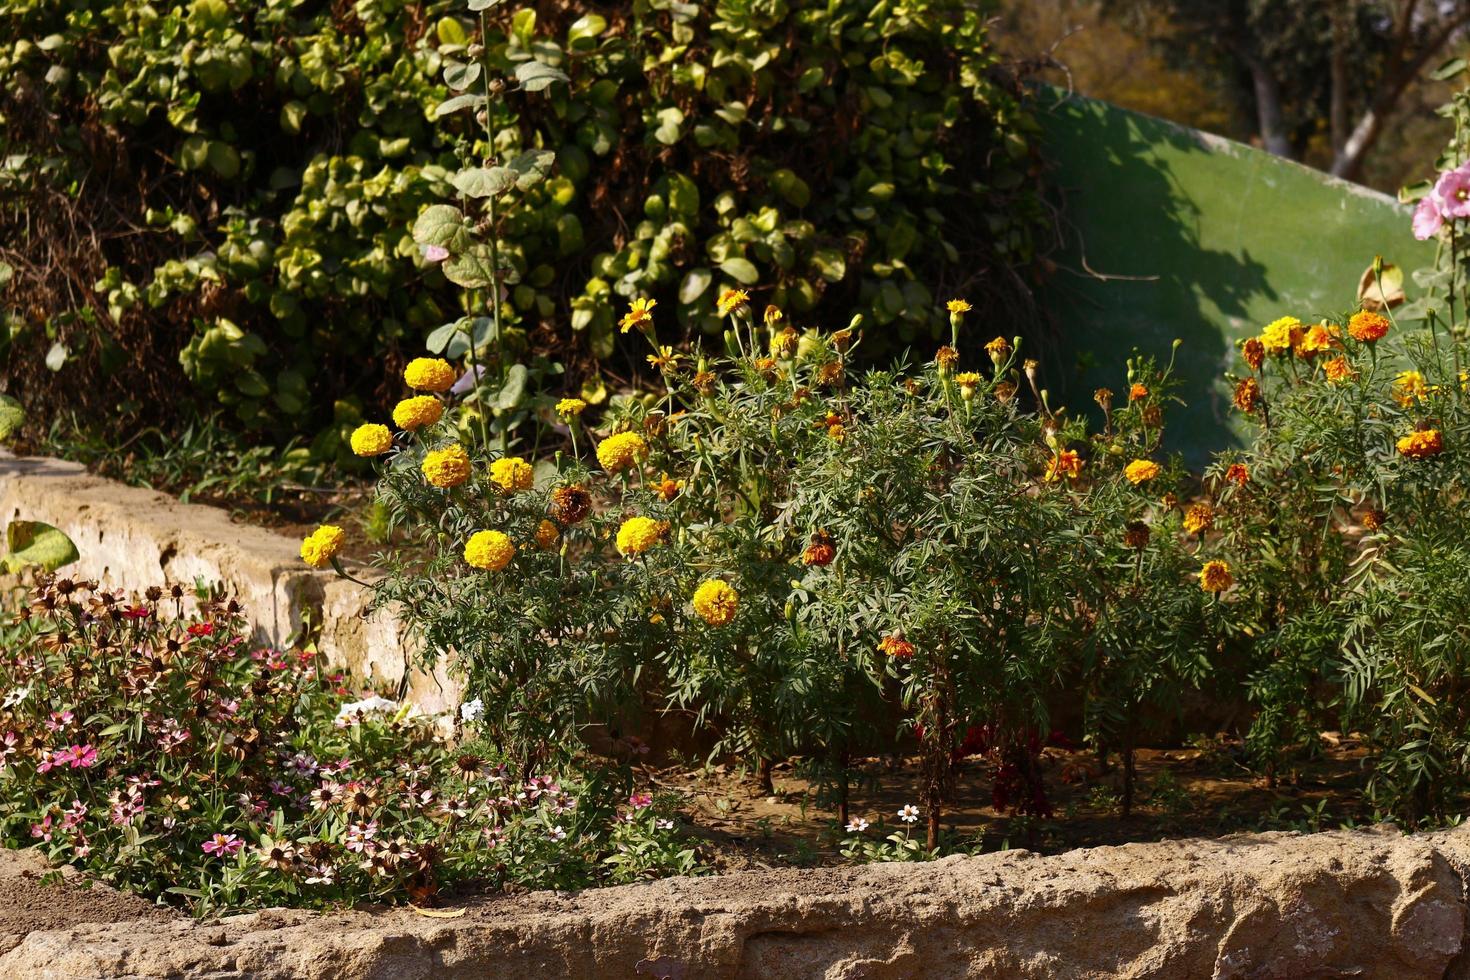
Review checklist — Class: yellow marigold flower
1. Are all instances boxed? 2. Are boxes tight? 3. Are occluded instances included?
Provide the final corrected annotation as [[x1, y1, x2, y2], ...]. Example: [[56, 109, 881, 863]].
[[620, 297, 657, 333], [1045, 449, 1083, 483], [300, 525, 345, 569], [878, 634, 915, 659], [392, 395, 443, 431], [1348, 310, 1390, 343], [489, 456, 534, 494], [596, 431, 649, 474], [534, 519, 561, 551], [421, 444, 471, 488], [404, 357, 456, 392], [1397, 429, 1443, 459], [763, 305, 783, 326], [1323, 356, 1355, 384], [1199, 560, 1233, 593], [463, 530, 515, 571], [556, 397, 587, 420], [1124, 459, 1161, 485], [935, 346, 959, 375], [769, 328, 799, 359], [349, 423, 392, 457], [616, 516, 666, 556], [692, 370, 717, 395], [692, 579, 739, 626], [1393, 370, 1427, 407], [1297, 322, 1337, 357], [985, 336, 1011, 364], [946, 298, 972, 316], [716, 288, 750, 317], [955, 371, 982, 400], [1183, 502, 1214, 535], [1241, 337, 1265, 372], [1260, 317, 1303, 356], [647, 346, 682, 371]]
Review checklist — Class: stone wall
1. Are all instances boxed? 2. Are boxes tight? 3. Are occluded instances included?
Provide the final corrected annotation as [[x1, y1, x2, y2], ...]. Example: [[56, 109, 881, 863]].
[[0, 452, 460, 713], [2, 827, 1469, 978]]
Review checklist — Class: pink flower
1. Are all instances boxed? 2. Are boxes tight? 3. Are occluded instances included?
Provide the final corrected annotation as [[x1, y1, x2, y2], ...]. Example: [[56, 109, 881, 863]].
[[628, 792, 653, 810], [46, 710, 74, 731], [422, 244, 449, 263], [121, 605, 151, 620], [1414, 195, 1445, 240], [30, 815, 53, 842], [66, 745, 98, 769], [201, 833, 244, 857]]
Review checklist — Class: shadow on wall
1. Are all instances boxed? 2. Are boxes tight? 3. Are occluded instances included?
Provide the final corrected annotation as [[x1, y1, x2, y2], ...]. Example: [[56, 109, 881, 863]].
[[1035, 91, 1434, 467]]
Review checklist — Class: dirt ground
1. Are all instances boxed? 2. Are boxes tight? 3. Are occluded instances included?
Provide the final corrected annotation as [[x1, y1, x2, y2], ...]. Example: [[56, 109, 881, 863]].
[[0, 848, 176, 944], [660, 734, 1378, 872]]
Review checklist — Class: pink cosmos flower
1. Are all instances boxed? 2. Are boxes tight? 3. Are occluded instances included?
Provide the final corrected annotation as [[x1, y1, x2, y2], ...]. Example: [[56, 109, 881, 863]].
[[202, 833, 244, 857], [1414, 195, 1445, 240], [65, 745, 98, 769]]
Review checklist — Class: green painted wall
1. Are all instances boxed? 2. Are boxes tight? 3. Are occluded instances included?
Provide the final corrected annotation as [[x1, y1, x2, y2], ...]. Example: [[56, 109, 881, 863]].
[[1035, 93, 1436, 465]]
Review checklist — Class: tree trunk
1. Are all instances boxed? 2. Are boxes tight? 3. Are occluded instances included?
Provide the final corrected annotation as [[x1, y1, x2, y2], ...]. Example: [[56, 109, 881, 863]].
[[1245, 55, 1293, 158], [1329, 4, 1351, 157]]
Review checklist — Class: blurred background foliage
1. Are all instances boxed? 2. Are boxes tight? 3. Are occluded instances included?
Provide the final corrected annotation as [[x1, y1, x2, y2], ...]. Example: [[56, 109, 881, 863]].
[[0, 0, 1052, 465]]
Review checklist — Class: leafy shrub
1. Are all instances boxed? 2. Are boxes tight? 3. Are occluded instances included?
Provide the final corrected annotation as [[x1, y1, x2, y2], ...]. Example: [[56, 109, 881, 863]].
[[0, 0, 1049, 457], [0, 575, 691, 913]]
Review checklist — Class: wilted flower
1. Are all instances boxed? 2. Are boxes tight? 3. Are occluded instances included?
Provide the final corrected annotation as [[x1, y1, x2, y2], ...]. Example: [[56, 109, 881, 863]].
[[1233, 378, 1260, 414], [1183, 502, 1214, 535], [1199, 560, 1233, 593], [549, 485, 592, 525], [1241, 337, 1265, 372]]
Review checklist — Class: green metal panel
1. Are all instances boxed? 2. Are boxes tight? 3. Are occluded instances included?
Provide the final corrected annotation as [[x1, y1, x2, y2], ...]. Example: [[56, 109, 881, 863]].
[[1035, 92, 1437, 465]]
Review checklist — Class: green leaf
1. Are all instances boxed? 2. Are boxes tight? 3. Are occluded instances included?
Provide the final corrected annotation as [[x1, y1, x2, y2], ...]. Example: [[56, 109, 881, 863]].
[[443, 61, 482, 91], [1432, 57, 1467, 81], [0, 395, 23, 442], [3, 521, 79, 574], [412, 205, 472, 251], [437, 18, 470, 47], [719, 257, 759, 285], [496, 363, 529, 409], [507, 149, 556, 189], [568, 14, 606, 47], [443, 244, 498, 289], [453, 166, 516, 198], [435, 93, 487, 118], [515, 61, 569, 93], [679, 267, 713, 304], [467, 0, 504, 9], [654, 106, 685, 146]]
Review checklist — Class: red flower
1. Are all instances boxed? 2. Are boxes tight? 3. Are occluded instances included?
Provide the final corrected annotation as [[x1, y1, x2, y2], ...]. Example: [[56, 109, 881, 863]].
[[187, 622, 215, 638]]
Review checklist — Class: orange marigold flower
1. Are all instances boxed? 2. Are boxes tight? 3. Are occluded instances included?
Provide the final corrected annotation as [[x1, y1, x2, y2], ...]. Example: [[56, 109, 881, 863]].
[[1361, 509, 1387, 531], [878, 635, 915, 660], [1323, 356, 1355, 384], [1233, 377, 1260, 414], [1241, 337, 1266, 372], [1128, 383, 1149, 402], [1348, 310, 1390, 343], [985, 336, 1012, 365], [1224, 463, 1249, 487], [802, 530, 836, 567], [533, 520, 561, 551], [1297, 322, 1337, 358], [1199, 560, 1233, 593], [1044, 449, 1084, 483], [1397, 429, 1443, 459], [653, 473, 683, 502]]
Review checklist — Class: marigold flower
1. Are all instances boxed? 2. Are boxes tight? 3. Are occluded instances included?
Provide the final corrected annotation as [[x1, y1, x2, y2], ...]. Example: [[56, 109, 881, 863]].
[[489, 456, 534, 494], [404, 357, 456, 392], [769, 328, 799, 359], [764, 305, 784, 326], [534, 520, 560, 551], [300, 525, 345, 569], [1348, 310, 1390, 343], [984, 336, 1011, 364], [616, 516, 665, 556], [648, 346, 682, 372], [1397, 429, 1443, 459], [1224, 463, 1249, 487], [1361, 508, 1387, 531], [955, 371, 982, 399], [1393, 370, 1427, 407], [1093, 387, 1114, 410], [935, 346, 959, 376], [1123, 520, 1150, 550], [692, 579, 739, 626], [716, 288, 750, 317], [1045, 449, 1084, 483], [878, 635, 915, 660], [549, 485, 592, 525], [653, 473, 682, 502], [620, 297, 657, 333], [1124, 459, 1161, 485], [692, 370, 718, 394], [349, 423, 392, 457], [1297, 322, 1337, 358], [422, 444, 471, 488], [1199, 560, 1233, 593], [596, 431, 650, 474], [802, 530, 836, 567], [556, 398, 587, 419], [1260, 316, 1303, 356], [1241, 337, 1266, 372], [946, 298, 972, 316], [464, 530, 515, 571], [994, 381, 1017, 403], [1323, 356, 1355, 384], [392, 395, 443, 431], [1233, 377, 1260, 414], [1183, 502, 1214, 535], [1129, 383, 1149, 402]]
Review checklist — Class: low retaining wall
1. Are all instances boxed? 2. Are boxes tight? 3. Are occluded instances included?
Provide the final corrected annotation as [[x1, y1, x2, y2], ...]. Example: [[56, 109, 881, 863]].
[[3, 828, 1470, 978], [0, 452, 459, 713]]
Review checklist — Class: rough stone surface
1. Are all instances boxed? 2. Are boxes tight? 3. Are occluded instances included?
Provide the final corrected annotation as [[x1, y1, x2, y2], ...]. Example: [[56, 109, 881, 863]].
[[0, 452, 460, 713], [1, 828, 1467, 979]]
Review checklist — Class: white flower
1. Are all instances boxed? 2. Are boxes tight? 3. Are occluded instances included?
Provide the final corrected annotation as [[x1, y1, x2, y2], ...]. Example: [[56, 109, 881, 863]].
[[459, 697, 485, 722], [898, 804, 920, 824], [845, 818, 869, 833], [2, 686, 30, 709], [334, 696, 399, 723], [548, 825, 567, 842], [655, 818, 675, 831]]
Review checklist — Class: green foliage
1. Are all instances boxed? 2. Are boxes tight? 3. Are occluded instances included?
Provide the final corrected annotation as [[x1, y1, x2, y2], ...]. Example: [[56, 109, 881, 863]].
[[0, 0, 1049, 458], [0, 577, 693, 913]]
